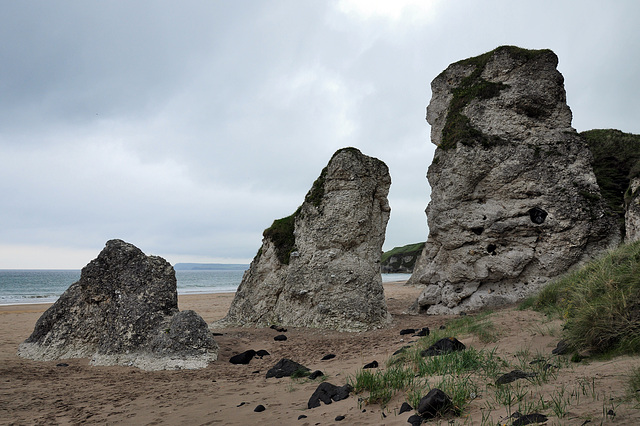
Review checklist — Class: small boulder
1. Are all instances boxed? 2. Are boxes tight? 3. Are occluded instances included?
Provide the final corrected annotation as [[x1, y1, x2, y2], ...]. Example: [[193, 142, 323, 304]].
[[254, 404, 265, 412], [266, 358, 310, 379], [399, 402, 413, 414], [400, 328, 416, 335], [255, 349, 270, 358], [417, 388, 452, 419], [552, 340, 570, 355], [321, 353, 336, 360], [274, 334, 288, 341], [421, 337, 465, 356], [512, 413, 548, 426], [307, 382, 353, 409], [229, 350, 257, 365], [363, 360, 378, 369], [308, 370, 324, 380], [496, 370, 537, 385]]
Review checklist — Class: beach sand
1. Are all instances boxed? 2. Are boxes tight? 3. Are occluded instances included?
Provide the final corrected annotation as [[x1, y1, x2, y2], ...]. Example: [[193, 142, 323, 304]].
[[2, 282, 640, 425]]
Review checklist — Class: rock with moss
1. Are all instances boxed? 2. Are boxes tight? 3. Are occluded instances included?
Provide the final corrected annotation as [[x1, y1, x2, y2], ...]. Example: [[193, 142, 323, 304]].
[[220, 147, 392, 331], [18, 239, 218, 370], [580, 129, 640, 242], [409, 46, 619, 314]]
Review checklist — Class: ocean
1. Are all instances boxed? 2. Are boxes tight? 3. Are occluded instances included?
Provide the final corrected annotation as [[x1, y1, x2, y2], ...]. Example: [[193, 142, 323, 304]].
[[0, 269, 412, 306]]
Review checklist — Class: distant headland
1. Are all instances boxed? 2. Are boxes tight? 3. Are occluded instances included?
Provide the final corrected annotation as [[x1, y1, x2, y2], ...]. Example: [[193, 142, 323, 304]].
[[173, 263, 249, 271]]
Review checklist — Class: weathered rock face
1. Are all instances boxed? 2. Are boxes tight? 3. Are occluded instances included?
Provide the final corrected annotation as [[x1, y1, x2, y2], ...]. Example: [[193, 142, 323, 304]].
[[18, 239, 218, 370], [626, 177, 640, 242], [220, 147, 391, 331], [409, 46, 620, 314]]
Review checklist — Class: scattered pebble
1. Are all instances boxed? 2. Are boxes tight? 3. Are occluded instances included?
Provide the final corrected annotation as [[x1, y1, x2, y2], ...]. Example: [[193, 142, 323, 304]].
[[274, 334, 287, 341], [254, 404, 265, 412], [363, 360, 378, 369]]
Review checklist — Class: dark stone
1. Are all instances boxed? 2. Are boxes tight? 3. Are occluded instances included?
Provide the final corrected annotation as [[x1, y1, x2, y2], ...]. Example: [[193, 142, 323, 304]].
[[18, 239, 218, 370], [528, 207, 548, 224], [56, 363, 69, 367], [363, 360, 378, 369], [407, 414, 424, 425], [321, 353, 336, 360], [496, 370, 537, 385], [270, 325, 287, 332], [266, 358, 310, 379], [309, 370, 324, 380], [307, 382, 353, 409], [237, 402, 246, 407], [254, 404, 265, 412], [439, 325, 446, 330], [400, 328, 416, 335], [256, 349, 270, 358], [421, 337, 465, 356], [417, 388, 452, 419], [393, 345, 411, 355], [415, 327, 430, 337], [512, 413, 548, 425], [229, 350, 257, 365], [297, 415, 307, 420], [211, 332, 224, 336], [399, 402, 413, 414], [552, 339, 570, 355], [335, 415, 345, 421], [274, 334, 288, 341]]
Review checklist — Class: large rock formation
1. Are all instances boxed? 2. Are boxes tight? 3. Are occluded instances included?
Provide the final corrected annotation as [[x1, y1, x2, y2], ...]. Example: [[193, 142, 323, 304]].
[[409, 46, 619, 314], [220, 147, 391, 331], [18, 239, 218, 370]]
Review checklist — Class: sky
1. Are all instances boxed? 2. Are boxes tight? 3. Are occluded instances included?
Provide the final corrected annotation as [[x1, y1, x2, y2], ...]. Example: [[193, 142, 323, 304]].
[[1, 0, 639, 269]]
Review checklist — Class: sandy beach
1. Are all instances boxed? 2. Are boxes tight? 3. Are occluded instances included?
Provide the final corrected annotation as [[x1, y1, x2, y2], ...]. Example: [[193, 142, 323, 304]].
[[2, 282, 640, 425]]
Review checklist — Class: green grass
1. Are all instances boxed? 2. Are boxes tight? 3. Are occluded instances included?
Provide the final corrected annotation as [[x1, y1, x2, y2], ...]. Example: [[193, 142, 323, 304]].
[[262, 207, 300, 265], [524, 240, 640, 356]]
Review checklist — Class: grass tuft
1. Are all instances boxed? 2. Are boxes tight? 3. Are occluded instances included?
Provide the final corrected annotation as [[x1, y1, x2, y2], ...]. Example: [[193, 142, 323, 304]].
[[525, 241, 640, 356]]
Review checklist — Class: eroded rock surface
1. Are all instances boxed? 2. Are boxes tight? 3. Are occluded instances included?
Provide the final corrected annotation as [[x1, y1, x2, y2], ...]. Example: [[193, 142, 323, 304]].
[[18, 239, 218, 370], [220, 147, 391, 331], [409, 46, 619, 314]]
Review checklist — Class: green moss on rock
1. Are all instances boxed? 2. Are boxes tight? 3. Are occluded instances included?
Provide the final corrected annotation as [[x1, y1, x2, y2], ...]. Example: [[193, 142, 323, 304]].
[[582, 129, 640, 231], [263, 207, 301, 265], [440, 46, 552, 150]]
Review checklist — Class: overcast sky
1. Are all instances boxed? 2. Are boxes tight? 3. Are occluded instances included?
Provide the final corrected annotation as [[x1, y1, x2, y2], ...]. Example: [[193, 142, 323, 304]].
[[1, 0, 639, 269]]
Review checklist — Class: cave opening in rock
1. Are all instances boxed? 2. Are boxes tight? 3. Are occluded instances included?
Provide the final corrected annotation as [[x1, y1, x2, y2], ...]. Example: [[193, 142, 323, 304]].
[[528, 207, 548, 224], [486, 244, 497, 255]]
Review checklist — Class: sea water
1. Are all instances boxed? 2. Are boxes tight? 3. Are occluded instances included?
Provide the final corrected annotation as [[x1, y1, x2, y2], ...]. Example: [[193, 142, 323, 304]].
[[0, 269, 412, 306]]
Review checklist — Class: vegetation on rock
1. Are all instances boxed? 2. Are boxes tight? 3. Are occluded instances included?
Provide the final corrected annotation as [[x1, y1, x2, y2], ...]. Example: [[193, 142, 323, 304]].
[[262, 207, 301, 265], [440, 46, 551, 150], [582, 129, 640, 232]]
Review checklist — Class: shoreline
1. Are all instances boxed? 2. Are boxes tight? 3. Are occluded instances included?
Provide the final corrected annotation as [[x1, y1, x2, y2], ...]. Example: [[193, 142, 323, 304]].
[[0, 279, 415, 308]]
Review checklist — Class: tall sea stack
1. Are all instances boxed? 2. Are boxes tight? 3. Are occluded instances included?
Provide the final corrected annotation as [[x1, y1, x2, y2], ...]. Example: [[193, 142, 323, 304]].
[[409, 46, 619, 314], [221, 147, 392, 331]]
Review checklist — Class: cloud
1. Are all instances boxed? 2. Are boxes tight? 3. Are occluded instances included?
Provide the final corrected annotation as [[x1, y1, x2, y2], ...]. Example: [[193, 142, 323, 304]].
[[1, 0, 639, 268]]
